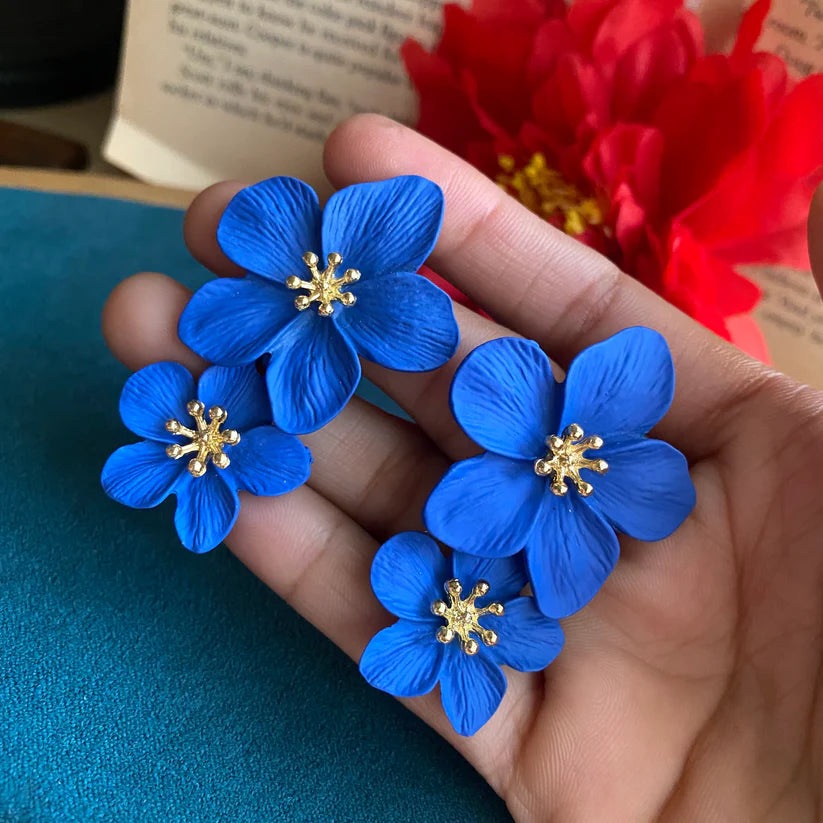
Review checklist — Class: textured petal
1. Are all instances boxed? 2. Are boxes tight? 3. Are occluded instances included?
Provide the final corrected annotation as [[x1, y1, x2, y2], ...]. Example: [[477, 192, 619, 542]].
[[484, 597, 564, 673], [424, 452, 545, 558], [334, 272, 458, 371], [440, 645, 507, 736], [196, 363, 271, 432], [560, 327, 675, 441], [451, 551, 529, 604], [225, 426, 311, 496], [451, 337, 558, 459], [178, 276, 295, 366], [119, 362, 195, 441], [526, 494, 620, 618], [216, 177, 322, 280], [359, 620, 444, 698], [371, 532, 449, 621], [322, 176, 444, 280], [173, 471, 240, 553], [101, 441, 185, 509], [265, 311, 361, 434], [587, 437, 695, 541]]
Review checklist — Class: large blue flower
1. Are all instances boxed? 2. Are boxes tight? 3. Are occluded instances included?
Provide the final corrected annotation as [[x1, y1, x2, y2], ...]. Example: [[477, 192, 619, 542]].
[[101, 362, 311, 553], [424, 327, 696, 618], [359, 532, 564, 737], [178, 175, 459, 434]]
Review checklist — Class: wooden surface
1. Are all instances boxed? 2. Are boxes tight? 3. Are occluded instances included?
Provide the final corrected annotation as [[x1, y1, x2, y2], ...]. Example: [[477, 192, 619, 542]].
[[0, 165, 194, 208]]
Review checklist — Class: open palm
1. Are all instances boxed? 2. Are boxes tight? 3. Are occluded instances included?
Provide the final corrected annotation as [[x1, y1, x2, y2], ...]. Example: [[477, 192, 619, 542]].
[[103, 115, 823, 821]]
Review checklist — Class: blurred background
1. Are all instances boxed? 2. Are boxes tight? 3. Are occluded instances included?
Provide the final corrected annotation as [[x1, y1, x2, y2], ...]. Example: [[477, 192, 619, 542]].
[[0, 1, 126, 172]]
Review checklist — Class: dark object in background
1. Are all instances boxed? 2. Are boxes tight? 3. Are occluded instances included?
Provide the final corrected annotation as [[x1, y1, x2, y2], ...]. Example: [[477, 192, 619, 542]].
[[0, 120, 88, 168], [0, 1, 127, 107]]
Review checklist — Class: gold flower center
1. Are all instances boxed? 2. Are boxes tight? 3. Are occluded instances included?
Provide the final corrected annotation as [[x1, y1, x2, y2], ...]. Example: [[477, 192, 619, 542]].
[[497, 153, 603, 236], [165, 400, 241, 478], [431, 578, 504, 656], [534, 423, 608, 497], [286, 251, 360, 317]]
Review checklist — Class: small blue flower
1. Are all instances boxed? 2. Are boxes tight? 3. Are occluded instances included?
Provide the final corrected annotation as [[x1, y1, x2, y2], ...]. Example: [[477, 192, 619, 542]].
[[178, 175, 459, 434], [359, 532, 564, 736], [101, 361, 311, 553], [424, 327, 696, 618]]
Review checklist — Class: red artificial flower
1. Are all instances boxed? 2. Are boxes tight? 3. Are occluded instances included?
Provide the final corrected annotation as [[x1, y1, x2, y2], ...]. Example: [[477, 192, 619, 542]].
[[403, 0, 823, 354]]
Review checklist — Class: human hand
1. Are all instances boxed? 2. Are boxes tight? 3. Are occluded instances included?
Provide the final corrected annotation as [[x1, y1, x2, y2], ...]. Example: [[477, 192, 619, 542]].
[[102, 115, 823, 822]]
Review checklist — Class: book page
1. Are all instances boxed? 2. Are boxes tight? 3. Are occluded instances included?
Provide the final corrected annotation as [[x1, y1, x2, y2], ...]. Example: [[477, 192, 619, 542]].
[[757, 0, 823, 76], [105, 0, 459, 193]]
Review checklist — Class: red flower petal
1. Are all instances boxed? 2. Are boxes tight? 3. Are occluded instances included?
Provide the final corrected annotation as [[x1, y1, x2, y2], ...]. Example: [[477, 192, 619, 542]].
[[401, 40, 486, 157], [679, 74, 823, 268], [731, 0, 772, 61], [612, 13, 702, 120], [437, 4, 539, 135], [654, 59, 769, 215], [531, 53, 608, 147], [590, 0, 684, 66]]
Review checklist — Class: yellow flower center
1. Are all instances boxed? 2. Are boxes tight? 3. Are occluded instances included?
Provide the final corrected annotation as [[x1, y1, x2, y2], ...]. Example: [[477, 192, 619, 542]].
[[431, 578, 504, 656], [165, 400, 241, 478], [534, 423, 608, 497], [286, 251, 360, 317], [497, 153, 603, 236]]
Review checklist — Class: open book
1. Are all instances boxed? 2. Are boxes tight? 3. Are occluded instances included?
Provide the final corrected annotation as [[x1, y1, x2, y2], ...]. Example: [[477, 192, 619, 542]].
[[103, 0, 823, 387]]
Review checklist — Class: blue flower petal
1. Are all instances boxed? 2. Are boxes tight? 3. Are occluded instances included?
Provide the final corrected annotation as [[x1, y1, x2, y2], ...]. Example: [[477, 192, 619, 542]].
[[371, 532, 449, 621], [451, 552, 529, 604], [196, 363, 271, 432], [217, 177, 322, 281], [225, 425, 311, 496], [173, 471, 240, 553], [451, 337, 559, 459], [440, 645, 507, 736], [322, 176, 443, 280], [102, 441, 186, 508], [119, 362, 195, 441], [424, 452, 545, 558], [334, 272, 458, 371], [359, 620, 444, 698], [526, 493, 620, 618], [484, 597, 564, 673], [586, 437, 695, 541], [265, 311, 361, 433], [560, 327, 675, 441], [179, 276, 295, 366]]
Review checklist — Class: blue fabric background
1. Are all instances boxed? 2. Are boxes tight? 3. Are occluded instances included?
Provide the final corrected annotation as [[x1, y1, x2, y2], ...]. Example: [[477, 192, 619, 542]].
[[0, 188, 510, 822]]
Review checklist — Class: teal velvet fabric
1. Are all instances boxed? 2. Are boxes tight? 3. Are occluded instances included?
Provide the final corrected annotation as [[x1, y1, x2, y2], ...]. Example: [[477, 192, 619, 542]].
[[0, 188, 510, 822]]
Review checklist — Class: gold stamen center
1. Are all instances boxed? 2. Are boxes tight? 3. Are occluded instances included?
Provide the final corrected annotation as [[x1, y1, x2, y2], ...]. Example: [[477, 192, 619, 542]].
[[497, 153, 603, 236], [165, 400, 241, 478], [286, 251, 360, 317], [431, 578, 504, 656], [534, 423, 608, 497]]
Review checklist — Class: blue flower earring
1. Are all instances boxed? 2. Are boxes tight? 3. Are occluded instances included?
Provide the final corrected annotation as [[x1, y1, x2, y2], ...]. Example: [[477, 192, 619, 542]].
[[100, 169, 697, 739], [359, 532, 564, 736], [424, 327, 696, 618], [179, 175, 460, 434], [101, 362, 312, 552]]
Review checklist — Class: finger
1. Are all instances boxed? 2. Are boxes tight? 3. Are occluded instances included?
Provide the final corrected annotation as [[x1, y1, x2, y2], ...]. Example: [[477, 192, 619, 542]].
[[102, 272, 207, 374], [809, 182, 823, 298], [184, 181, 245, 277], [102, 272, 531, 788], [322, 115, 769, 455], [102, 272, 449, 538], [359, 306, 509, 459], [224, 489, 530, 792]]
